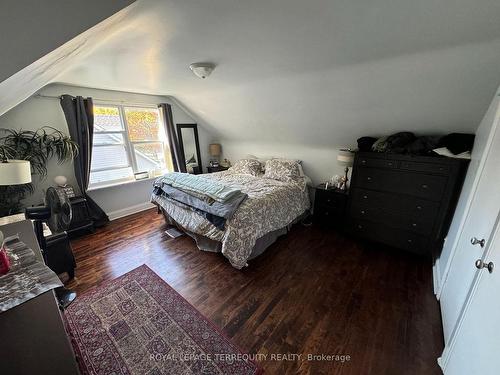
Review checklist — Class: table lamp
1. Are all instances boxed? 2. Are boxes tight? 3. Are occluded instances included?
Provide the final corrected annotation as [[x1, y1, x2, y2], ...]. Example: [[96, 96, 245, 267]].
[[337, 149, 354, 191], [0, 159, 35, 248], [0, 159, 31, 272], [209, 143, 222, 166], [0, 159, 76, 307], [0, 159, 32, 186]]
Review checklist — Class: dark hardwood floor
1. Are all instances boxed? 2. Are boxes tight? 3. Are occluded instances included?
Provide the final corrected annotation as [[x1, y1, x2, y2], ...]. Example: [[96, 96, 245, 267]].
[[68, 208, 443, 375]]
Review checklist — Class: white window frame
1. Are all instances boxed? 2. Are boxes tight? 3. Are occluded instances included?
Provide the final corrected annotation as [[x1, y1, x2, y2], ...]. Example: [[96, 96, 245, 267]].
[[89, 103, 167, 189]]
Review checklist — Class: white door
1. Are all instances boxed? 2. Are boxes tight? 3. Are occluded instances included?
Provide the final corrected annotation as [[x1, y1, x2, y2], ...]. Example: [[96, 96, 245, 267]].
[[443, 214, 500, 375], [439, 93, 500, 342]]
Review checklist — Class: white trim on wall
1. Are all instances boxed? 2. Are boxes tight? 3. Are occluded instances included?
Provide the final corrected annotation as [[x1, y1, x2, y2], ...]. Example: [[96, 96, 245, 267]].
[[107, 202, 155, 221]]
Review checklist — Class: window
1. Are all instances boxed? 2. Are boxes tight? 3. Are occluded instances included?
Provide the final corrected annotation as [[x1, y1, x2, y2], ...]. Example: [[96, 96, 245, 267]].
[[90, 104, 171, 188]]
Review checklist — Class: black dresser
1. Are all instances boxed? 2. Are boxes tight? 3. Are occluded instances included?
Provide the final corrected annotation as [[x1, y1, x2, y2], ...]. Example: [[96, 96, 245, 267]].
[[347, 152, 469, 256]]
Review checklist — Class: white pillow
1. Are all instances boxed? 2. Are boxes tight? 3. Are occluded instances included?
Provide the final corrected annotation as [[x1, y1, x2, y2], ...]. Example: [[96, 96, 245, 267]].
[[229, 158, 263, 176], [247, 155, 305, 176], [263, 159, 302, 183]]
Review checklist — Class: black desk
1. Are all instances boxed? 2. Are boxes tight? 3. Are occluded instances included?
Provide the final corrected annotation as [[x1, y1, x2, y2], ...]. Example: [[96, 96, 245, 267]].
[[0, 220, 79, 375]]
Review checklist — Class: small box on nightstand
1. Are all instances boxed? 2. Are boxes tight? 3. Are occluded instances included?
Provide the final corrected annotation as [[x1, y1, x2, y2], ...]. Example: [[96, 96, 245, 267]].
[[313, 185, 348, 228]]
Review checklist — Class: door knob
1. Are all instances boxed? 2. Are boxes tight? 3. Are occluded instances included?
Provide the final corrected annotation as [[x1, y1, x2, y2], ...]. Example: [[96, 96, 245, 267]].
[[475, 259, 494, 273], [471, 237, 486, 247]]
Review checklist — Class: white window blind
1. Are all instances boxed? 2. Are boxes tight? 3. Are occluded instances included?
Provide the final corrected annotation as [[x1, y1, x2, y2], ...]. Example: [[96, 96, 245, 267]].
[[89, 104, 170, 188]]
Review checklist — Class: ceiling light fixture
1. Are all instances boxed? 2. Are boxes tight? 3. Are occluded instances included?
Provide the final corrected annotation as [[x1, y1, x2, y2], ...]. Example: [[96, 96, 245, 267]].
[[189, 62, 216, 79]]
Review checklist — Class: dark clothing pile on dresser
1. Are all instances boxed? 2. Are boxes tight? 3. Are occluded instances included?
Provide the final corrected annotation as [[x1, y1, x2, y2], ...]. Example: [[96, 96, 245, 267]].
[[438, 133, 475, 155], [359, 132, 475, 156], [357, 137, 377, 151]]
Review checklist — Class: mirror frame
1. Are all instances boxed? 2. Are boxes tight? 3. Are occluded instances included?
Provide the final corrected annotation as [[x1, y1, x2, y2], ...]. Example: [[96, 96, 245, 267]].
[[176, 123, 203, 174]]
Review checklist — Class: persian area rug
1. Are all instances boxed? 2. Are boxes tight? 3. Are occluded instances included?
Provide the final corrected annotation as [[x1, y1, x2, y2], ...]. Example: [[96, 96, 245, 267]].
[[64, 265, 262, 375]]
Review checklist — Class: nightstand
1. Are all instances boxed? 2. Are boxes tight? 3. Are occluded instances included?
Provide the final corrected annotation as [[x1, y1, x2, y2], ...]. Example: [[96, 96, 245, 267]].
[[313, 185, 348, 227], [206, 165, 229, 173]]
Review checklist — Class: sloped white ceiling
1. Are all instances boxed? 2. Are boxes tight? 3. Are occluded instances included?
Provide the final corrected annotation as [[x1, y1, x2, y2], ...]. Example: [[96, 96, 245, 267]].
[[0, 0, 134, 83], [4, 0, 500, 147], [0, 0, 137, 116]]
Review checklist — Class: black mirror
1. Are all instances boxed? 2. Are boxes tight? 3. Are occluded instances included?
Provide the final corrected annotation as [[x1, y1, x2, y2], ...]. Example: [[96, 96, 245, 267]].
[[176, 124, 202, 174]]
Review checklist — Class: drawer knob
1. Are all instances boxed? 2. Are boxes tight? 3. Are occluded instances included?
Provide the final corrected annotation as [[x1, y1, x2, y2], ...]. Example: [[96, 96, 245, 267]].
[[471, 237, 486, 248], [416, 205, 422, 210], [358, 225, 363, 229], [363, 195, 368, 199], [407, 239, 413, 243], [475, 259, 494, 273], [327, 199, 331, 202], [422, 184, 428, 189], [360, 210, 365, 214], [367, 177, 372, 181], [412, 223, 417, 227], [387, 162, 393, 166], [361, 160, 367, 164]]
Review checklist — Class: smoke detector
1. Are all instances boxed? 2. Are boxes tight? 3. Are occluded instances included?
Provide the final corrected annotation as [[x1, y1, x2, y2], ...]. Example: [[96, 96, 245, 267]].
[[189, 62, 216, 79]]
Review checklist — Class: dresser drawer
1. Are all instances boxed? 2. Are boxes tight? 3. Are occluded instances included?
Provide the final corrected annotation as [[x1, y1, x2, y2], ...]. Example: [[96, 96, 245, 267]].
[[355, 167, 447, 201], [350, 219, 429, 254], [400, 160, 450, 175], [350, 188, 440, 222], [357, 157, 399, 169], [350, 205, 435, 235]]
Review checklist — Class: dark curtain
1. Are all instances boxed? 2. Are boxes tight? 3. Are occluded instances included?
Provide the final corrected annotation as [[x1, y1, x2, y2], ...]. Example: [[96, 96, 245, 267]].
[[60, 95, 109, 227], [159, 103, 186, 173]]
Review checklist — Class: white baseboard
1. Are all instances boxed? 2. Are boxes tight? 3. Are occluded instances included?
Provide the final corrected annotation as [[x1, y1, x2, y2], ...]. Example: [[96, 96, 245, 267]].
[[433, 257, 442, 298], [107, 202, 155, 221]]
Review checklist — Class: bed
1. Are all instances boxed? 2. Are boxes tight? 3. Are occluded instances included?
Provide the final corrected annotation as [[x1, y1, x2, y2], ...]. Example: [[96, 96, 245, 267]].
[[151, 164, 310, 269]]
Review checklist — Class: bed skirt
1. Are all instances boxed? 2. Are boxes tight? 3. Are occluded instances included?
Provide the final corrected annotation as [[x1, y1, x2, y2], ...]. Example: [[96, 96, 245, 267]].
[[157, 206, 306, 262]]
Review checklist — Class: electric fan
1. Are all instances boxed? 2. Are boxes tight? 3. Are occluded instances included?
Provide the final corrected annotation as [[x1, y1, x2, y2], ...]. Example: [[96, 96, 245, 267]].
[[45, 187, 73, 233], [25, 187, 77, 308]]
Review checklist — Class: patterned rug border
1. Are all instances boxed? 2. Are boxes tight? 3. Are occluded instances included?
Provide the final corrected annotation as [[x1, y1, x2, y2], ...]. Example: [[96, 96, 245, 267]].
[[64, 264, 264, 375]]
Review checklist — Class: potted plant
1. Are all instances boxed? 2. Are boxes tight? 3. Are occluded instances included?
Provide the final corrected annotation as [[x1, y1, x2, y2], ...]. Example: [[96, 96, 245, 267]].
[[0, 127, 78, 216]]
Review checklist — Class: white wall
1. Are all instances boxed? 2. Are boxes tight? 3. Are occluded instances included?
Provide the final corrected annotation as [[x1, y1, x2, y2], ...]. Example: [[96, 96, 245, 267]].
[[220, 141, 351, 184], [0, 83, 215, 218]]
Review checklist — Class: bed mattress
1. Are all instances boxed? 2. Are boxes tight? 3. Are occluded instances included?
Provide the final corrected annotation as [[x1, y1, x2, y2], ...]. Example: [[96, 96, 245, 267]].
[[151, 171, 310, 268]]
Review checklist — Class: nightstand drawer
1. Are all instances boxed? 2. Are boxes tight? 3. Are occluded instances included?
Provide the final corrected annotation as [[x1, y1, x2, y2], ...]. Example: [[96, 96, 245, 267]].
[[315, 188, 348, 209], [206, 166, 229, 173], [313, 187, 348, 227], [314, 206, 341, 223]]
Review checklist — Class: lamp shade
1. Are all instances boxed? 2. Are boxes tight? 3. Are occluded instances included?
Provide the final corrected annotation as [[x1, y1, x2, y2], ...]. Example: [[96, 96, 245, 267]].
[[209, 143, 222, 157], [0, 160, 32, 185], [337, 149, 354, 166]]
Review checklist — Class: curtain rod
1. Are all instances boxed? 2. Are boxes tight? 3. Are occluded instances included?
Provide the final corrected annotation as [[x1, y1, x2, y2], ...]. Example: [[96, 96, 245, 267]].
[[33, 93, 161, 107]]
